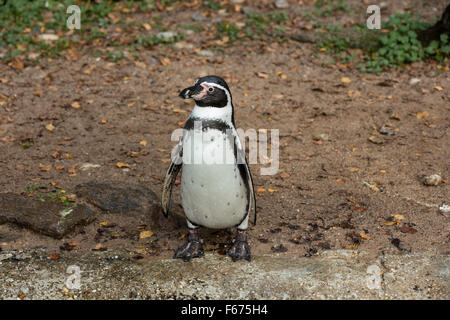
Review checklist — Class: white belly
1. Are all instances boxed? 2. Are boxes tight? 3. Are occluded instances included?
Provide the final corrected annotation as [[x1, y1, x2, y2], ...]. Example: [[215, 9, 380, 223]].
[[180, 128, 248, 229]]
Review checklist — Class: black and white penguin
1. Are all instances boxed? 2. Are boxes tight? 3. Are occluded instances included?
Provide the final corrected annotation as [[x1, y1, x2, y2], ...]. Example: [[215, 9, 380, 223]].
[[162, 75, 256, 262]]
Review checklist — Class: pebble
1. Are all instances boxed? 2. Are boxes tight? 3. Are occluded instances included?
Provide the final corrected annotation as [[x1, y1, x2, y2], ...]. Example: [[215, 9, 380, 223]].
[[196, 50, 214, 57], [368, 135, 384, 145], [275, 0, 289, 9], [80, 163, 101, 171], [174, 42, 194, 50], [378, 125, 397, 136], [191, 13, 206, 21], [241, 6, 257, 15], [423, 174, 442, 186], [38, 34, 59, 41], [156, 31, 177, 40], [439, 204, 450, 217], [409, 78, 421, 85], [313, 133, 329, 141]]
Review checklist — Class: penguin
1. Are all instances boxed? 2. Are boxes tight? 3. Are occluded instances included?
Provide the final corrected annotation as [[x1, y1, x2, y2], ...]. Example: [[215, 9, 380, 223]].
[[162, 75, 256, 262]]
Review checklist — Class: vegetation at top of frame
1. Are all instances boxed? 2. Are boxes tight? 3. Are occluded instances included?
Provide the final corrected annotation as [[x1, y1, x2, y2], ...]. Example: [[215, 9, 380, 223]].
[[362, 13, 450, 72], [0, 0, 185, 62], [313, 12, 449, 73], [215, 11, 289, 44], [303, 0, 351, 20]]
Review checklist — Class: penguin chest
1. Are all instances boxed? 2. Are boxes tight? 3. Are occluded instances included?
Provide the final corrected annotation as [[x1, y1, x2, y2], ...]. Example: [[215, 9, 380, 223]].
[[180, 128, 248, 229]]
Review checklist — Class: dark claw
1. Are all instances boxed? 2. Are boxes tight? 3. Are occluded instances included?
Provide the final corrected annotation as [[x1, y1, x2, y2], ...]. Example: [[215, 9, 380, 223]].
[[227, 230, 251, 262], [173, 230, 204, 262]]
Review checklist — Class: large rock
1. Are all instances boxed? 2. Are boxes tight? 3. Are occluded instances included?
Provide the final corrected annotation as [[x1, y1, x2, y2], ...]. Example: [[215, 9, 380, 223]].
[[74, 181, 160, 215], [0, 193, 95, 239]]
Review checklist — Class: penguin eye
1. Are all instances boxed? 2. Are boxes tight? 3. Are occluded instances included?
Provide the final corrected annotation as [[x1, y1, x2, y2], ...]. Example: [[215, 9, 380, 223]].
[[208, 87, 214, 93]]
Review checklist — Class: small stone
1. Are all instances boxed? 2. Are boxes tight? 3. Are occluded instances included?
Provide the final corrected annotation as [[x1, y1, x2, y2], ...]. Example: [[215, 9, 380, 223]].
[[174, 42, 194, 50], [79, 163, 101, 171], [423, 174, 442, 186], [274, 0, 289, 9], [313, 133, 329, 141], [409, 78, 421, 85], [439, 204, 450, 217], [241, 6, 257, 15], [38, 34, 59, 41], [156, 31, 177, 40], [271, 244, 288, 253], [196, 50, 214, 57], [368, 135, 384, 144], [378, 125, 397, 136], [191, 13, 206, 21]]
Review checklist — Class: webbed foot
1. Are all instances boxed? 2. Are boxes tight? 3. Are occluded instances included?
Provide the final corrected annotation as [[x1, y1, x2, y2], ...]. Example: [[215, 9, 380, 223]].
[[227, 229, 251, 262], [173, 229, 204, 262]]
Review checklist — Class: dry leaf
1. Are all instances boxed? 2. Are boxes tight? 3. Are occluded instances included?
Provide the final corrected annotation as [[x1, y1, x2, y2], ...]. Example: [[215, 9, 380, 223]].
[[93, 243, 104, 251], [45, 124, 55, 132], [71, 101, 80, 109], [135, 248, 149, 255], [159, 57, 171, 66], [400, 225, 417, 234], [416, 111, 429, 119], [257, 188, 266, 192], [39, 163, 52, 172], [116, 162, 130, 168], [256, 72, 269, 79], [359, 232, 370, 240], [341, 77, 352, 84], [49, 253, 60, 260], [139, 230, 154, 239], [67, 164, 77, 175], [392, 214, 404, 221], [140, 140, 147, 147]]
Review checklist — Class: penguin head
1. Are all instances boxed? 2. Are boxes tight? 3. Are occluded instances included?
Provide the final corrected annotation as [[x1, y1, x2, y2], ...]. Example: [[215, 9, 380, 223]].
[[179, 75, 231, 108]]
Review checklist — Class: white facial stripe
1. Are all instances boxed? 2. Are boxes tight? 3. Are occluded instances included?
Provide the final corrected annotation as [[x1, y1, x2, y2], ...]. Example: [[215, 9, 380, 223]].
[[201, 82, 232, 104]]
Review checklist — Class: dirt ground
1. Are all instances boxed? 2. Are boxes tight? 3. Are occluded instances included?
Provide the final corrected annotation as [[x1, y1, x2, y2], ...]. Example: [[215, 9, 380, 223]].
[[0, 0, 449, 264]]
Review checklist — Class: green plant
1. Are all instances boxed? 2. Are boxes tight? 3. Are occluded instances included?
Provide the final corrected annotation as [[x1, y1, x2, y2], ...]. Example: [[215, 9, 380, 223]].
[[215, 22, 241, 43], [313, 0, 350, 17], [361, 13, 449, 72], [204, 0, 223, 11]]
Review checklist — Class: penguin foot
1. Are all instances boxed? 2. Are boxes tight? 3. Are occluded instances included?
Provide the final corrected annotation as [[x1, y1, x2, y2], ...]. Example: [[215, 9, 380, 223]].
[[227, 229, 251, 262], [173, 229, 204, 262]]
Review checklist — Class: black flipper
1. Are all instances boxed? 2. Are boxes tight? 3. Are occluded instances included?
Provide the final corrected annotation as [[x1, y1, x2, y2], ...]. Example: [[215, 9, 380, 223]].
[[161, 140, 183, 217], [233, 130, 257, 226]]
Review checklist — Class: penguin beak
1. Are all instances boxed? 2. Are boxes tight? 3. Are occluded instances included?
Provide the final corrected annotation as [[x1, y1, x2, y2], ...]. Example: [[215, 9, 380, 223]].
[[179, 84, 205, 99]]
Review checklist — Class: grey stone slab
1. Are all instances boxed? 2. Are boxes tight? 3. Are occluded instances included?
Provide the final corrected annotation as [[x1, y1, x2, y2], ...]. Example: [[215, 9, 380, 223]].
[[0, 193, 95, 239]]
